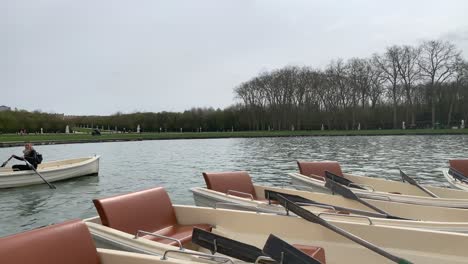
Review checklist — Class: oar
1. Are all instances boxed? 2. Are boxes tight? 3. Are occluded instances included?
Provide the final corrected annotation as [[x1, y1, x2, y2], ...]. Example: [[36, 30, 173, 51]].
[[275, 194, 414, 264], [1, 157, 13, 167], [399, 169, 438, 198], [324, 178, 408, 220], [25, 160, 56, 189], [265, 189, 395, 219]]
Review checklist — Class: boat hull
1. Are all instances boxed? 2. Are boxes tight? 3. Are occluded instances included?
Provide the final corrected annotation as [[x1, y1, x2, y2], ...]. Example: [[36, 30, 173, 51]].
[[289, 172, 468, 208], [0, 156, 100, 188], [192, 186, 468, 233], [443, 169, 468, 191], [85, 205, 468, 264]]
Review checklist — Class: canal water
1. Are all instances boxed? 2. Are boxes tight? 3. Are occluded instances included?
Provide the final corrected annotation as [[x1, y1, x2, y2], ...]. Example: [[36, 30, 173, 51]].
[[0, 135, 467, 236]]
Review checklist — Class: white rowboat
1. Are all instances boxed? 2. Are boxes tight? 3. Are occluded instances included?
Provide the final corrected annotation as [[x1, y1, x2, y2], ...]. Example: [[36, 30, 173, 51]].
[[289, 160, 468, 208], [0, 156, 100, 188], [191, 171, 468, 233], [443, 159, 468, 191], [86, 186, 468, 264], [0, 219, 203, 264]]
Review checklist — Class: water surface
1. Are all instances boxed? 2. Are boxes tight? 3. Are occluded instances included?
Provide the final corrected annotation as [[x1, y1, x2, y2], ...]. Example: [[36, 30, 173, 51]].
[[0, 135, 467, 236]]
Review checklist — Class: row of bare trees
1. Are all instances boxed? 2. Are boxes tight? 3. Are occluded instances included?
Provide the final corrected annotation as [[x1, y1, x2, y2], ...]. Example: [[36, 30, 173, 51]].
[[235, 40, 468, 130]]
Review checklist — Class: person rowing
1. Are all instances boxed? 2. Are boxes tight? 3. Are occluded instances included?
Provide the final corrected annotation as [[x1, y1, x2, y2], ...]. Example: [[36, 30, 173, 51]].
[[10, 143, 41, 171]]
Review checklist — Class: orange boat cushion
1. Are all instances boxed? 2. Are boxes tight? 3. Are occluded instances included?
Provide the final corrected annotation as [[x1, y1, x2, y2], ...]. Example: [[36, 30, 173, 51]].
[[203, 171, 257, 199], [449, 159, 468, 177], [93, 187, 211, 246], [294, 244, 326, 264], [297, 161, 344, 179], [0, 220, 100, 264]]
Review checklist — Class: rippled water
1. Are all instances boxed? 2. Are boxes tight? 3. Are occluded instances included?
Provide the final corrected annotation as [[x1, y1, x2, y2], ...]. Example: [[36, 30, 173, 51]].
[[0, 135, 467, 236]]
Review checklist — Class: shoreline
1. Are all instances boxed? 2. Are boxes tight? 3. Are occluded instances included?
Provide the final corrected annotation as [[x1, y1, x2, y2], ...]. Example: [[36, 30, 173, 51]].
[[1, 129, 467, 148]]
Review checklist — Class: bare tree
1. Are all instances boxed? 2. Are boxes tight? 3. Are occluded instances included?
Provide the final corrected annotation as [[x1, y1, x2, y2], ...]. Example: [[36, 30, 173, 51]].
[[369, 58, 386, 109], [447, 57, 468, 126], [373, 47, 401, 129], [396, 45, 421, 126], [326, 59, 352, 129], [418, 40, 460, 128]]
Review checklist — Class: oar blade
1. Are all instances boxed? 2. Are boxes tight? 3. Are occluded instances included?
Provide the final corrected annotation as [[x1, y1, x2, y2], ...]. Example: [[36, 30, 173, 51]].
[[275, 194, 327, 226], [399, 169, 438, 198], [265, 189, 316, 204], [1, 157, 13, 167], [263, 234, 321, 264], [324, 177, 360, 200], [399, 169, 417, 185]]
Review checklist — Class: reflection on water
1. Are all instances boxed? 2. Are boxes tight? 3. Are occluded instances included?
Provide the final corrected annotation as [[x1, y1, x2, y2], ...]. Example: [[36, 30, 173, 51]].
[[0, 135, 467, 236]]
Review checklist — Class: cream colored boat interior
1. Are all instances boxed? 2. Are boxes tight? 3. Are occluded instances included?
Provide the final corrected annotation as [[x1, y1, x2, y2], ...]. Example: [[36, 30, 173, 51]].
[[86, 186, 468, 263], [256, 185, 468, 222], [88, 203, 468, 264], [89, 186, 327, 263], [197, 170, 468, 222], [297, 160, 468, 199], [0, 157, 93, 173]]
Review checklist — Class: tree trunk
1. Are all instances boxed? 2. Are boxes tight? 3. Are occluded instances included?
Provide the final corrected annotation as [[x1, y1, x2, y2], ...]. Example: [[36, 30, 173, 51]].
[[431, 83, 436, 128], [447, 101, 454, 127]]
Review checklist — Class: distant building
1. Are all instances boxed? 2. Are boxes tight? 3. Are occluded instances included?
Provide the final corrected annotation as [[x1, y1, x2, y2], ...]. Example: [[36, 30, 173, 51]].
[[0, 105, 11, 111]]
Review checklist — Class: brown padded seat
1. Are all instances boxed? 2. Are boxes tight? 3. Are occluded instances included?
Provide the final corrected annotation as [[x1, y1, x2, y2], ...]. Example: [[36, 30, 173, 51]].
[[0, 220, 100, 264], [93, 187, 211, 247], [203, 171, 258, 199], [294, 244, 326, 264], [297, 161, 344, 179], [449, 159, 468, 177]]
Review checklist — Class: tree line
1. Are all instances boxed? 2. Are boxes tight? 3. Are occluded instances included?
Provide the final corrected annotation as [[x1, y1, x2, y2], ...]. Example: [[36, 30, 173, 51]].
[[1, 39, 466, 133], [235, 40, 467, 130]]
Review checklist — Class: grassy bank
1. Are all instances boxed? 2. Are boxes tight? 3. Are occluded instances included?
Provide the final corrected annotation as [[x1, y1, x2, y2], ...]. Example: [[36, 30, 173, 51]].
[[0, 129, 467, 147]]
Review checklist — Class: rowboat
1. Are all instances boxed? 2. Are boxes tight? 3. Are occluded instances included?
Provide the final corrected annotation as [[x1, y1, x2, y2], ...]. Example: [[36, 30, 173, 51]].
[[191, 171, 468, 232], [0, 156, 100, 188], [443, 159, 468, 191], [289, 160, 468, 208], [0, 219, 206, 264], [85, 186, 468, 263]]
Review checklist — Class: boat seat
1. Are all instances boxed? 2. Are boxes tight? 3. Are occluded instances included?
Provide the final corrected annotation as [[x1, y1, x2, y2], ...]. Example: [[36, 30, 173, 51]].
[[202, 171, 279, 204], [293, 244, 326, 264], [449, 159, 468, 177], [297, 161, 344, 180], [0, 220, 100, 264], [203, 171, 258, 199], [93, 187, 211, 247]]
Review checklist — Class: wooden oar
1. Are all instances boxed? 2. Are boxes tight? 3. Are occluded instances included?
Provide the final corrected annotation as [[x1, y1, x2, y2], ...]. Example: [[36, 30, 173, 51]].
[[399, 169, 438, 198], [1, 157, 13, 167], [324, 177, 409, 220], [25, 161, 56, 189], [275, 194, 414, 264]]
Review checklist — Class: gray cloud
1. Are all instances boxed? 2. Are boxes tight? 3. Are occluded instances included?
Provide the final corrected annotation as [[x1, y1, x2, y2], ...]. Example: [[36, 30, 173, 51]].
[[2, 0, 468, 115]]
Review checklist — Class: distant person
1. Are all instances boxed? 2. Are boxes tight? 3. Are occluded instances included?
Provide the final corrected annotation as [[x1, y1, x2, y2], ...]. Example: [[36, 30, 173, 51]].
[[11, 143, 40, 171]]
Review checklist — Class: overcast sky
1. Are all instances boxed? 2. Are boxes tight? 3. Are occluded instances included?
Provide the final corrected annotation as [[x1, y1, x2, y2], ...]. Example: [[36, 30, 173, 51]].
[[2, 0, 468, 115]]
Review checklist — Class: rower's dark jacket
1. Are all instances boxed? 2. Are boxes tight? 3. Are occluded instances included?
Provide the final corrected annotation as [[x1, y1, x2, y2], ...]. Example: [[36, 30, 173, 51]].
[[13, 150, 38, 169]]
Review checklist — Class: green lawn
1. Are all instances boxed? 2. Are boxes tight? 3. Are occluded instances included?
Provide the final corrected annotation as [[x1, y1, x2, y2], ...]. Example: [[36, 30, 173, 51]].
[[0, 129, 467, 145]]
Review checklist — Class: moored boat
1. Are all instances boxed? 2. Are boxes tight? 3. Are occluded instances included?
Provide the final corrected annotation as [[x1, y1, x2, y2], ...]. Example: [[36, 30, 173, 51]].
[[0, 219, 196, 264], [86, 186, 468, 263], [0, 156, 100, 188], [191, 171, 468, 232], [443, 159, 468, 191], [289, 160, 468, 208], [86, 186, 327, 264]]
